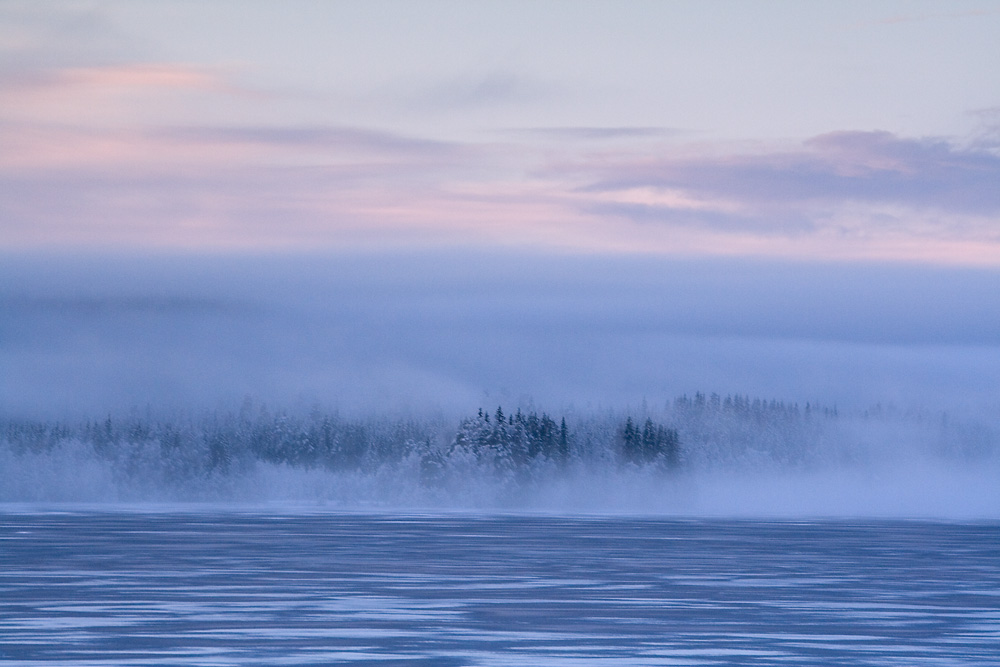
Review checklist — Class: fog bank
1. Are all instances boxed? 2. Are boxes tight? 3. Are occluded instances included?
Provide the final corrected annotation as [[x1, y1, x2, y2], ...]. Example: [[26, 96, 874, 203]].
[[3, 250, 999, 419], [3, 400, 997, 518], [4, 250, 998, 517]]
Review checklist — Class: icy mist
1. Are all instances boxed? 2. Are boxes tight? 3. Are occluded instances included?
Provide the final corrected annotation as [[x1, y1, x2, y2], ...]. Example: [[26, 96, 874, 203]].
[[2, 250, 999, 517]]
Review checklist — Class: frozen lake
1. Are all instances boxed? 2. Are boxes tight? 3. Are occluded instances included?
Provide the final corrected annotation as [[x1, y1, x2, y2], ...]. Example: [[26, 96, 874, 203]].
[[2, 510, 998, 666]]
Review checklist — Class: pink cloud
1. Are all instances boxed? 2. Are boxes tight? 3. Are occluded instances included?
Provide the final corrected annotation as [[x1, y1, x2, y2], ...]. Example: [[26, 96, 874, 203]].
[[59, 64, 227, 90], [2, 111, 999, 266], [0, 62, 258, 133], [560, 131, 1000, 243], [1, 63, 241, 95]]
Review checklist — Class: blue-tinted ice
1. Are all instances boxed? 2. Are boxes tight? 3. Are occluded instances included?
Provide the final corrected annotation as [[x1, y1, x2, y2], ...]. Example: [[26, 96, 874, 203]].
[[1, 512, 998, 665]]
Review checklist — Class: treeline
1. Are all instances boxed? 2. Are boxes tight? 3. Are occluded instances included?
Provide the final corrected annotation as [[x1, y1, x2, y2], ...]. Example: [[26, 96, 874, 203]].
[[2, 410, 431, 481], [674, 392, 837, 420], [0, 405, 681, 481], [670, 392, 831, 467], [621, 417, 680, 466], [454, 407, 570, 468], [3, 393, 994, 499]]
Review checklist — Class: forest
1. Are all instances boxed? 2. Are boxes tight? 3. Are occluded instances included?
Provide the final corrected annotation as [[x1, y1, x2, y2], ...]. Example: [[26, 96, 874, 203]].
[[1, 393, 996, 504]]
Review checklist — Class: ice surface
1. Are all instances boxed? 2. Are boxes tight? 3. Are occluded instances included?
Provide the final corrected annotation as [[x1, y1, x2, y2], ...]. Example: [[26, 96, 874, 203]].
[[1, 512, 998, 666]]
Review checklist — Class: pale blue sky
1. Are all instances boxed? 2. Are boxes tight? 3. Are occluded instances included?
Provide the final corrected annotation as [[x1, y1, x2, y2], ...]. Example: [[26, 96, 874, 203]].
[[68, 1, 1000, 140], [2, 1, 999, 260]]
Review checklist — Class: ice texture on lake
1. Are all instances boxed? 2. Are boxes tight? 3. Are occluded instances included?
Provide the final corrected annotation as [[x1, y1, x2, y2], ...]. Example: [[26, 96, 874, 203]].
[[1, 511, 998, 666]]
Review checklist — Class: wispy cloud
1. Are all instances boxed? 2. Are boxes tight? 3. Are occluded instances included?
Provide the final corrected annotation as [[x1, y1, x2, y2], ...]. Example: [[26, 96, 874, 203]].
[[154, 125, 461, 158], [0, 62, 261, 137], [411, 71, 558, 110], [579, 131, 1000, 214], [2, 50, 998, 267], [0, 3, 139, 69], [56, 64, 238, 93], [509, 127, 679, 141], [969, 106, 1000, 150], [850, 8, 996, 28], [558, 131, 1000, 251], [0, 112, 515, 249]]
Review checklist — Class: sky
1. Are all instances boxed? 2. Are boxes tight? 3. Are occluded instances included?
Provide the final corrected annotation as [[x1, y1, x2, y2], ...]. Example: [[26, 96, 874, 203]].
[[3, 0, 1000, 260], [2, 1, 1000, 418]]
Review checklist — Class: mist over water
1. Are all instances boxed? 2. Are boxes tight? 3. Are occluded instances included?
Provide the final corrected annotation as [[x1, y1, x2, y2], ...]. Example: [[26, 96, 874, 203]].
[[3, 392, 998, 518], [2, 250, 999, 517]]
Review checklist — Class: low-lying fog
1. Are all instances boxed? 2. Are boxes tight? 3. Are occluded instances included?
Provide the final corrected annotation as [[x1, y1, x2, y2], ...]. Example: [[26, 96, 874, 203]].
[[4, 250, 999, 417], [2, 250, 998, 516]]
